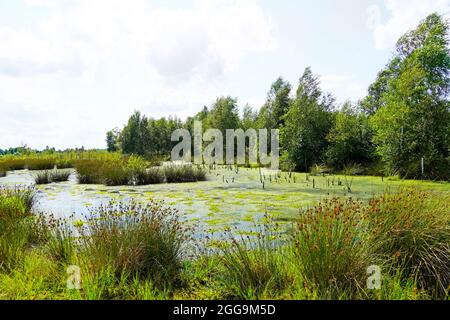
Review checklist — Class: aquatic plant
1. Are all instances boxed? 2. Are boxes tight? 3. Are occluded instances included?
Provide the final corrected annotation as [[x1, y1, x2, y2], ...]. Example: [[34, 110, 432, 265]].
[[0, 159, 26, 171], [0, 187, 38, 271], [0, 186, 36, 213], [101, 161, 132, 186], [26, 159, 56, 171], [367, 189, 450, 297], [165, 165, 207, 183], [133, 168, 165, 185], [50, 170, 71, 182], [291, 198, 371, 299], [74, 159, 103, 184], [33, 170, 71, 185], [219, 218, 294, 299], [77, 201, 191, 289], [33, 171, 51, 185]]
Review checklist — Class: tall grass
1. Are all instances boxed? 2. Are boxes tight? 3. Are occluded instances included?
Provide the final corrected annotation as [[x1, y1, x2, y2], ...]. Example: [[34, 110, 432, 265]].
[[133, 168, 165, 185], [0, 186, 36, 213], [0, 159, 26, 171], [51, 170, 71, 182], [0, 157, 65, 171], [45, 217, 76, 265], [0, 185, 447, 300], [74, 156, 207, 186], [74, 157, 133, 186], [0, 163, 7, 177], [291, 198, 371, 299], [26, 159, 56, 171], [219, 219, 294, 299], [33, 170, 71, 185], [34, 171, 51, 185], [101, 162, 132, 186], [77, 201, 190, 289], [367, 190, 450, 297], [165, 165, 207, 183], [56, 159, 73, 169], [74, 159, 103, 184], [0, 187, 40, 271]]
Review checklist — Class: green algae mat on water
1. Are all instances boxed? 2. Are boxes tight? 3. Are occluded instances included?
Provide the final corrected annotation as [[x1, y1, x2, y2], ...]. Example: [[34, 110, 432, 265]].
[[0, 167, 448, 235]]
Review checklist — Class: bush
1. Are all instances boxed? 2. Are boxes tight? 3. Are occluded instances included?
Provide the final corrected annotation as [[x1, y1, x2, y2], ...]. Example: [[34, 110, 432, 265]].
[[341, 163, 365, 176], [291, 198, 371, 299], [367, 190, 450, 297], [77, 201, 190, 289]]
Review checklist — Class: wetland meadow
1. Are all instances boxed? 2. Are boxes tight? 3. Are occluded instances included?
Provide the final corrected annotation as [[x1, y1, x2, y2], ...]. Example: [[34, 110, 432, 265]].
[[0, 154, 448, 300]]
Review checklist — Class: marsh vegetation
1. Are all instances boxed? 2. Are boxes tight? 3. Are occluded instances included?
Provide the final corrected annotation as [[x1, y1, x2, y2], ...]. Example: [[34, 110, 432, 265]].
[[0, 184, 448, 300]]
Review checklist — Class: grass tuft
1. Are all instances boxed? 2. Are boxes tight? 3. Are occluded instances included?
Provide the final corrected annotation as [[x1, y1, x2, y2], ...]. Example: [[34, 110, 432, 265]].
[[77, 201, 191, 290], [33, 170, 71, 185], [367, 189, 450, 297], [291, 198, 371, 299]]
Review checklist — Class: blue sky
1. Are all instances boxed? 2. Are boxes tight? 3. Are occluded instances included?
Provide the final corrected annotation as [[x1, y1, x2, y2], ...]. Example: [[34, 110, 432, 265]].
[[0, 0, 449, 149]]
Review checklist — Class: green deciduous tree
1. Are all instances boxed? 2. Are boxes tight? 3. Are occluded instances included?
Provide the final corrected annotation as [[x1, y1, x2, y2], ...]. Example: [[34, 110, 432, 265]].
[[280, 68, 335, 171], [257, 77, 292, 130], [106, 128, 120, 152], [120, 111, 145, 155], [206, 97, 241, 133], [325, 102, 375, 170], [370, 13, 450, 179], [241, 104, 258, 131]]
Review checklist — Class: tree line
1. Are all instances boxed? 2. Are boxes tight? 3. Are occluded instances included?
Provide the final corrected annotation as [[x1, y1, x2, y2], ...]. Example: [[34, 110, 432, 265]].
[[107, 14, 449, 180]]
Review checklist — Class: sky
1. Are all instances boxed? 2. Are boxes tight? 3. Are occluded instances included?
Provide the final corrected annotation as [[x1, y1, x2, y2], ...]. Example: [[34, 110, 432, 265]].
[[0, 0, 449, 150]]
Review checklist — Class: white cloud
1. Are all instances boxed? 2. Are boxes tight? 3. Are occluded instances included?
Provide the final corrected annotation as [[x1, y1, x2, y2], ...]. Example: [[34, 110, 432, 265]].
[[0, 0, 276, 149], [369, 0, 450, 50], [24, 0, 58, 7], [321, 75, 367, 103]]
